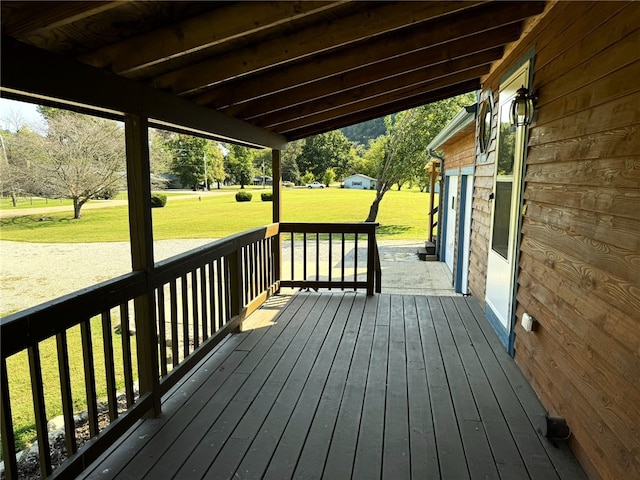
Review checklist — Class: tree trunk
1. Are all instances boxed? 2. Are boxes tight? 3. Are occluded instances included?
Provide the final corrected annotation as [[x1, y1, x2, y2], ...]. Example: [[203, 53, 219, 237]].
[[73, 198, 82, 219], [366, 190, 386, 222], [11, 191, 17, 207]]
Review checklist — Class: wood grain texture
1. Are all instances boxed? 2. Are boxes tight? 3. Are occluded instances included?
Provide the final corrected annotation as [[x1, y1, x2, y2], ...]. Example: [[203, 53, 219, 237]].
[[469, 3, 640, 479]]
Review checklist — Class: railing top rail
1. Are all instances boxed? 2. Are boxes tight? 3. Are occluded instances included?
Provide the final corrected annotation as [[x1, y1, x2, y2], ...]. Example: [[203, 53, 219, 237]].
[[1, 272, 146, 358], [280, 222, 379, 233]]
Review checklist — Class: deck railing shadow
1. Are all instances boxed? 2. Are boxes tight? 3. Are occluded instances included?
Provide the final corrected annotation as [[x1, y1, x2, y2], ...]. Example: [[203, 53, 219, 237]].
[[0, 222, 379, 479]]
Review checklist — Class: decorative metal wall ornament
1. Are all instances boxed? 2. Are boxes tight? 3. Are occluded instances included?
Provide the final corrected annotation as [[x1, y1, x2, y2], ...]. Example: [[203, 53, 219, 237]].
[[478, 91, 493, 154]]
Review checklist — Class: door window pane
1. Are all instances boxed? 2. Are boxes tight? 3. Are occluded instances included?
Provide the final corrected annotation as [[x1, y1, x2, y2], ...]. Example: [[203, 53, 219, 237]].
[[491, 181, 512, 259], [497, 103, 516, 176]]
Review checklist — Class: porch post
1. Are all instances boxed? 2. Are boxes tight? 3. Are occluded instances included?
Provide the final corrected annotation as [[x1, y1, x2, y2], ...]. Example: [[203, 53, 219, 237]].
[[272, 149, 282, 286], [124, 114, 161, 416]]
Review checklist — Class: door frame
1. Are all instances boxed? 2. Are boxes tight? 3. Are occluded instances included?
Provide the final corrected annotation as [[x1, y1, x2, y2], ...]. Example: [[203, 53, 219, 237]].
[[484, 51, 535, 354], [455, 167, 474, 294]]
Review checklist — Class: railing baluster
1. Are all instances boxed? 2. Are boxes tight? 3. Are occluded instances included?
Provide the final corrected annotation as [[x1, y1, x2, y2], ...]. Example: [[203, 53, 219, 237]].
[[217, 259, 225, 330], [191, 270, 199, 349], [208, 261, 216, 335], [354, 233, 359, 290], [290, 232, 295, 281], [328, 233, 333, 289], [170, 279, 179, 367], [303, 232, 307, 281], [80, 320, 99, 437], [181, 274, 190, 358], [101, 311, 118, 421], [56, 331, 77, 456], [119, 302, 135, 406], [156, 286, 168, 376], [341, 232, 346, 286], [28, 344, 52, 477], [316, 232, 320, 281], [1, 358, 18, 480], [201, 265, 208, 340]]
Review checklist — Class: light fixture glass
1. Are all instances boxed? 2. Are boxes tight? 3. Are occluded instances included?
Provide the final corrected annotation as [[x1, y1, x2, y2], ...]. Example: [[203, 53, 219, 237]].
[[509, 86, 535, 127]]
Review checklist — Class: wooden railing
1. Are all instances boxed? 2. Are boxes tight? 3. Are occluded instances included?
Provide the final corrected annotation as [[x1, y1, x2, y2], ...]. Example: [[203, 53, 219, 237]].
[[0, 222, 379, 479], [280, 222, 380, 295]]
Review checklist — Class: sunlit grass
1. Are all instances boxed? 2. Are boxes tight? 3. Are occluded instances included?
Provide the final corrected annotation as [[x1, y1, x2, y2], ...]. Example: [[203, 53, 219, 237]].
[[1, 187, 437, 242]]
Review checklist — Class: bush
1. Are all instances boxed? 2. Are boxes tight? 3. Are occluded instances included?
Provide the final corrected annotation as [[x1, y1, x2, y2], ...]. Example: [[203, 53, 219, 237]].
[[150, 193, 167, 208], [235, 191, 253, 202], [261, 192, 273, 202]]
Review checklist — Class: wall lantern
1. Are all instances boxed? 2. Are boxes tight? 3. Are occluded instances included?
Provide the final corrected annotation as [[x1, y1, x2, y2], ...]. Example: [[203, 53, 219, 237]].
[[509, 86, 537, 127]]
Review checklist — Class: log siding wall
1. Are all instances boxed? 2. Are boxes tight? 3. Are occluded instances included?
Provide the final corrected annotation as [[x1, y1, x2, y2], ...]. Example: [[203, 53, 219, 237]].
[[470, 2, 640, 478]]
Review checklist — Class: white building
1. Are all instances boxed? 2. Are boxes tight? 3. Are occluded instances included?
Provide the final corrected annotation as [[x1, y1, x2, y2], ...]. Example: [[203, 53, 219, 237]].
[[343, 173, 377, 190]]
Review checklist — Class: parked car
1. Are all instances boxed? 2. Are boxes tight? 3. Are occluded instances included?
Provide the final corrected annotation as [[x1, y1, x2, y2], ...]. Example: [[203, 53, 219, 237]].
[[306, 181, 325, 189]]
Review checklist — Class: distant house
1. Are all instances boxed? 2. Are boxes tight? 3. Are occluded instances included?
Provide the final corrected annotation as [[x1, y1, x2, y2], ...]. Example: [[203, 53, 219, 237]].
[[343, 173, 377, 190], [252, 176, 272, 186]]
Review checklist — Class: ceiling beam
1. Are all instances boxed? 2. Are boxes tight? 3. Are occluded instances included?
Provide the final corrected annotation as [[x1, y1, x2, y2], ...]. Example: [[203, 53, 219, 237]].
[[194, 2, 533, 109], [153, 1, 487, 95], [252, 53, 503, 130], [0, 37, 287, 149], [2, 1, 128, 37], [79, 2, 344, 75], [232, 45, 504, 122], [270, 67, 489, 133], [284, 80, 480, 141]]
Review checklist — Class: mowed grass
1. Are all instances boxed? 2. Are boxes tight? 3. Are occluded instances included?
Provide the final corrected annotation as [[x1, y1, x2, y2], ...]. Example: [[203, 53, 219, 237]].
[[0, 187, 436, 242]]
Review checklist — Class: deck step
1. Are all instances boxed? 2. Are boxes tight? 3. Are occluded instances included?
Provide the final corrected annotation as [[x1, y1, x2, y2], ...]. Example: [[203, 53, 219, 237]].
[[424, 241, 437, 255], [417, 247, 438, 261]]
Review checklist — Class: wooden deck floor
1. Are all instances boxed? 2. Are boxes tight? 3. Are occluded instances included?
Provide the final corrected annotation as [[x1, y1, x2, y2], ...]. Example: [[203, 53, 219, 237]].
[[81, 292, 585, 480]]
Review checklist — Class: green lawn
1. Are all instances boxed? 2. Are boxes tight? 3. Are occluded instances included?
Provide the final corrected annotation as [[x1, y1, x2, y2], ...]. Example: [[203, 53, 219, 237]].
[[1, 187, 436, 242]]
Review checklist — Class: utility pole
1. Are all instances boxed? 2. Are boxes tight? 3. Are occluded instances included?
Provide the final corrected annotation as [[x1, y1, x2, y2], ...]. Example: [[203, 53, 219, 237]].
[[203, 152, 208, 191]]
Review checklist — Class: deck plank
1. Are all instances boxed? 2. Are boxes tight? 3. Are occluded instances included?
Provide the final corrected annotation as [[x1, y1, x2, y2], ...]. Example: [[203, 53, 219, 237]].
[[81, 292, 585, 480], [382, 294, 411, 479], [291, 294, 369, 479], [321, 295, 378, 479], [351, 294, 391, 479], [403, 295, 440, 479], [416, 296, 470, 479], [176, 294, 339, 479]]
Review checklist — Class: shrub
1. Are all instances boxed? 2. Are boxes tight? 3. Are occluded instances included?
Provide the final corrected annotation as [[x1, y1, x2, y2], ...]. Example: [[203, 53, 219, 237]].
[[150, 193, 167, 208], [235, 191, 253, 202], [261, 192, 273, 202]]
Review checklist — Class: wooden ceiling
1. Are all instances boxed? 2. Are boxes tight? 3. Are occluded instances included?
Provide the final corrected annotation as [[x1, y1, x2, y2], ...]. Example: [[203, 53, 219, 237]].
[[1, 1, 546, 146]]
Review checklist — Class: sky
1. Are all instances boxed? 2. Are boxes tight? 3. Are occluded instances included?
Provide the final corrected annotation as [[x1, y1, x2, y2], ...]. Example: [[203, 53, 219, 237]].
[[0, 97, 45, 131]]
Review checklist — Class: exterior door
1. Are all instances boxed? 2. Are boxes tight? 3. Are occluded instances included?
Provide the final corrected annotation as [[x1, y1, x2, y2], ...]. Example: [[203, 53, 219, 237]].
[[458, 174, 473, 294], [444, 174, 458, 274], [485, 62, 530, 338]]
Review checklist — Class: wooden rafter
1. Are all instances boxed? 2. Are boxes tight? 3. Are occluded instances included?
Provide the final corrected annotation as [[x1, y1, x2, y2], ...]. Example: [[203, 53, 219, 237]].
[[1, 1, 127, 37], [284, 80, 481, 140], [79, 2, 346, 75], [232, 46, 505, 123], [271, 67, 490, 133], [193, 1, 534, 109], [152, 1, 487, 95]]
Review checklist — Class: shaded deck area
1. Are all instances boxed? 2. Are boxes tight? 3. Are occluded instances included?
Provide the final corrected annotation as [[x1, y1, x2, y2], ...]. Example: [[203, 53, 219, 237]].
[[80, 292, 584, 480]]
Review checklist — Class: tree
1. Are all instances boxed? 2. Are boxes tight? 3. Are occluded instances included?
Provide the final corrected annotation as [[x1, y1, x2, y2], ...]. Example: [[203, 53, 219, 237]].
[[281, 139, 303, 184], [323, 167, 336, 187], [302, 171, 315, 185], [225, 144, 254, 188], [207, 143, 226, 188], [0, 127, 46, 205], [40, 112, 125, 219], [296, 131, 353, 180], [365, 93, 475, 222], [165, 134, 209, 190]]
